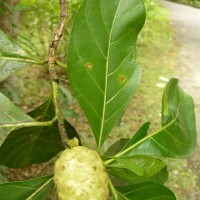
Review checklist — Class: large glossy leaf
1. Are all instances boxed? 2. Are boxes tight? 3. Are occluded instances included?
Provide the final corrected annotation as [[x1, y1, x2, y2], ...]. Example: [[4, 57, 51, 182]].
[[0, 95, 82, 168], [0, 175, 53, 200], [115, 182, 176, 200], [67, 0, 146, 148], [112, 155, 166, 177], [0, 92, 33, 146], [0, 97, 61, 168], [0, 30, 41, 81], [118, 78, 196, 158], [108, 166, 169, 185], [0, 125, 64, 168]]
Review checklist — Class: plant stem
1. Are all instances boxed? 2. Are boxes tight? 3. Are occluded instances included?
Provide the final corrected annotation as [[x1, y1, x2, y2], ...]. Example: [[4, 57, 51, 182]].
[[0, 116, 57, 128], [108, 179, 118, 200], [104, 117, 176, 166], [108, 179, 129, 200], [48, 0, 69, 148], [116, 118, 176, 157], [55, 60, 67, 69]]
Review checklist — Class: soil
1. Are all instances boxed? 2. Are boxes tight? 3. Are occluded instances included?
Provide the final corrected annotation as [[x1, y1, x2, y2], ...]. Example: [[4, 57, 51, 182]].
[[161, 1, 200, 199]]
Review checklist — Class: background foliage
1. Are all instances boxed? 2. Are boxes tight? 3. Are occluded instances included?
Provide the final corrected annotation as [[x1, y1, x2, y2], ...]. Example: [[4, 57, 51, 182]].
[[168, 0, 200, 8]]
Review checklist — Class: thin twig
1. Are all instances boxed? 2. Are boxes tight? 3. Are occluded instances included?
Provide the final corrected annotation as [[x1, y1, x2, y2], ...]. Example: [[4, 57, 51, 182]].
[[57, 77, 69, 84], [48, 0, 69, 147], [55, 59, 67, 68]]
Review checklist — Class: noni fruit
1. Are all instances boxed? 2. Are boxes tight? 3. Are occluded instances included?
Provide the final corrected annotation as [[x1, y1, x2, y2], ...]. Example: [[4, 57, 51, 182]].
[[54, 146, 109, 200]]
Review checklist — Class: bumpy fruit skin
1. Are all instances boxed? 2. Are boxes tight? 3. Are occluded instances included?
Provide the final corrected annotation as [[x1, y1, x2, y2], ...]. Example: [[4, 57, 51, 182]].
[[54, 146, 109, 200]]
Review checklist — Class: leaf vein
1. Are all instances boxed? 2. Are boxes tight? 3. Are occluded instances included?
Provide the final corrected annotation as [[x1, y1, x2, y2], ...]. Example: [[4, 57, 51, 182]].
[[110, 29, 134, 46], [151, 137, 176, 156], [107, 71, 136, 104], [105, 95, 130, 123], [117, 5, 143, 18], [85, 6, 106, 58], [108, 50, 134, 77], [99, 1, 110, 33], [164, 128, 188, 145], [99, 0, 122, 148], [80, 95, 102, 120], [72, 39, 104, 94]]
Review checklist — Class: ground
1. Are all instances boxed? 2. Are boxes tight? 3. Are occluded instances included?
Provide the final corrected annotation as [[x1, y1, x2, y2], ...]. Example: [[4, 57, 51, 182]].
[[162, 1, 200, 199]]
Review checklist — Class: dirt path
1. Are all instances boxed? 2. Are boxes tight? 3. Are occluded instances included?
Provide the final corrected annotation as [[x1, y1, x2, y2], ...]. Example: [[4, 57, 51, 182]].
[[161, 1, 200, 199]]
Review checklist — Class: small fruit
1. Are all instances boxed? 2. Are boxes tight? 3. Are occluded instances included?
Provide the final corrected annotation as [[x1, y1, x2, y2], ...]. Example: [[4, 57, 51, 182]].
[[54, 146, 109, 200]]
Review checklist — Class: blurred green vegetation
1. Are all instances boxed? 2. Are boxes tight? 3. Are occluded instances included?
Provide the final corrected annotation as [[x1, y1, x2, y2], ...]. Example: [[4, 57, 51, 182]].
[[15, 0, 80, 60], [0, 0, 81, 110], [168, 0, 200, 7], [0, 0, 197, 199]]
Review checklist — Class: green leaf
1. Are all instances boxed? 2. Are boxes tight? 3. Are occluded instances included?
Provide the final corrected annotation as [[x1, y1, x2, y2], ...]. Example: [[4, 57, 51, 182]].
[[58, 84, 79, 118], [118, 78, 196, 158], [121, 122, 150, 151], [0, 92, 33, 146], [104, 122, 150, 156], [0, 175, 53, 200], [0, 30, 43, 81], [105, 139, 129, 156], [67, 0, 146, 148], [112, 155, 166, 177], [115, 182, 176, 200], [59, 83, 74, 106], [108, 166, 169, 185], [0, 125, 64, 168], [0, 95, 81, 168], [0, 93, 64, 168], [28, 95, 81, 144], [27, 94, 55, 121]]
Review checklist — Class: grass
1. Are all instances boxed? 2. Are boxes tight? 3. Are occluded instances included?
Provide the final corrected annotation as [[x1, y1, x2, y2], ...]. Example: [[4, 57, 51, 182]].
[[165, 159, 197, 200]]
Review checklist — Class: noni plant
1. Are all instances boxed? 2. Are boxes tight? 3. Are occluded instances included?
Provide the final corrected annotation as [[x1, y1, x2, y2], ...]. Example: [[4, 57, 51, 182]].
[[0, 0, 196, 199], [54, 146, 109, 200]]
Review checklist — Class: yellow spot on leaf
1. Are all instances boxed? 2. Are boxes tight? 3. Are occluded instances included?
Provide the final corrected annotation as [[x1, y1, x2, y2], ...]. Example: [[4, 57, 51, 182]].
[[85, 63, 92, 69], [119, 75, 126, 83]]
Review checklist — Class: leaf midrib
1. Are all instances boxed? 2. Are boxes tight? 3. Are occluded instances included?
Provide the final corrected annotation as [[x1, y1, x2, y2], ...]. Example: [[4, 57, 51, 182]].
[[117, 93, 187, 157], [25, 176, 53, 200], [98, 0, 122, 150]]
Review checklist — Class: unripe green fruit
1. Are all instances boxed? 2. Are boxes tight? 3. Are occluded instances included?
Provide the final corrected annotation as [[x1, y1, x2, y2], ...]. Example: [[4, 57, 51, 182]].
[[54, 146, 109, 200]]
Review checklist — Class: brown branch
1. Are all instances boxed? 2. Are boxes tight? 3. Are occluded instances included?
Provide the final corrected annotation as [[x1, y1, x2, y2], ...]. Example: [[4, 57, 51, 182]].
[[48, 0, 67, 79], [48, 0, 69, 147]]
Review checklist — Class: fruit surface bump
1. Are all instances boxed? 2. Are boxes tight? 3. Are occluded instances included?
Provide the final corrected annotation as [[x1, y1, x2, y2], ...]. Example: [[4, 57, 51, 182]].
[[54, 146, 109, 200]]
